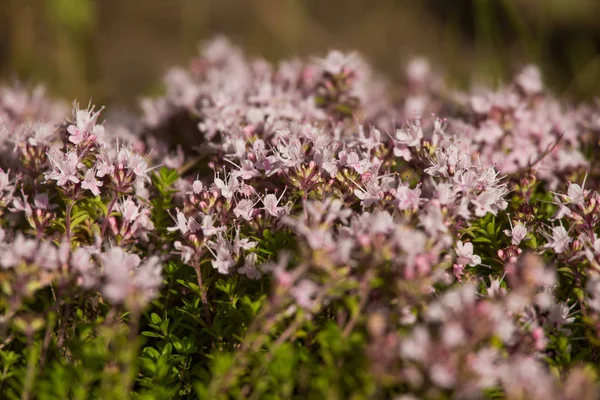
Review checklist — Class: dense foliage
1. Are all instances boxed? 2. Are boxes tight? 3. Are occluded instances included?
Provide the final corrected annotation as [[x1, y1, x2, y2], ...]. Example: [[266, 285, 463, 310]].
[[2, 37, 600, 399]]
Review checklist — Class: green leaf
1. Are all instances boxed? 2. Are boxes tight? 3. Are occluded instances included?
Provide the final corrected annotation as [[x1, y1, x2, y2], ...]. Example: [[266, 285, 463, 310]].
[[142, 331, 163, 338], [70, 210, 89, 228], [486, 221, 495, 237], [161, 342, 173, 358], [150, 313, 162, 325], [160, 319, 170, 335]]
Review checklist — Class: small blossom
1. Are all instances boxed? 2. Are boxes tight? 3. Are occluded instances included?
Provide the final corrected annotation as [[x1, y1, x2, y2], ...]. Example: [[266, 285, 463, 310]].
[[45, 150, 80, 187], [174, 241, 195, 264], [168, 210, 201, 235], [516, 65, 543, 95], [234, 199, 255, 221], [566, 180, 587, 206], [456, 241, 481, 266], [207, 234, 236, 274], [118, 198, 141, 223], [192, 180, 204, 194], [504, 222, 528, 246], [214, 174, 239, 200], [67, 106, 103, 145], [315, 50, 360, 75], [238, 253, 261, 279], [263, 192, 287, 217], [81, 168, 103, 196], [541, 225, 571, 254], [290, 279, 318, 309]]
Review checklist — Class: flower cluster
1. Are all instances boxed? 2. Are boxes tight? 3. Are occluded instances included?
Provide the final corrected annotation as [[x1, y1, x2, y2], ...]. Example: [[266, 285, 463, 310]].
[[2, 38, 600, 399]]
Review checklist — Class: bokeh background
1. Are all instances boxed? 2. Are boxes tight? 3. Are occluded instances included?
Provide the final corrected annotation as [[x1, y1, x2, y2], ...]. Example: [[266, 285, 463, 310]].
[[1, 0, 600, 109]]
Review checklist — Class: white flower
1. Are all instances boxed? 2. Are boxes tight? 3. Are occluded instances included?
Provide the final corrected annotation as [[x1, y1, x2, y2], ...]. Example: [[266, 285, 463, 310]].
[[192, 180, 204, 194], [238, 253, 261, 280], [456, 241, 481, 266], [234, 199, 254, 221], [45, 150, 80, 187], [207, 234, 235, 274], [263, 192, 287, 217], [200, 214, 224, 237], [541, 225, 571, 254], [504, 222, 528, 246], [290, 280, 318, 309], [315, 50, 360, 75], [67, 107, 101, 145], [586, 277, 600, 312], [167, 210, 201, 235], [118, 198, 141, 223], [516, 65, 543, 95], [214, 174, 239, 200], [566, 180, 587, 206], [81, 169, 103, 196], [174, 241, 195, 264]]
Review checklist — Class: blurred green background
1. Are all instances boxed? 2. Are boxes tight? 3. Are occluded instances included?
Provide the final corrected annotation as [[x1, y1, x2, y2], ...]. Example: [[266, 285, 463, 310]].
[[1, 0, 600, 109]]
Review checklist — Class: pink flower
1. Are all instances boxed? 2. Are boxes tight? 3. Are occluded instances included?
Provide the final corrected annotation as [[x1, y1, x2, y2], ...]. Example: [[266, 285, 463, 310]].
[[566, 180, 587, 206], [45, 150, 80, 187], [406, 57, 430, 84], [207, 234, 235, 274], [174, 241, 195, 264], [395, 120, 423, 148], [214, 174, 239, 200], [126, 153, 151, 180], [456, 241, 481, 266], [504, 222, 528, 246], [72, 247, 96, 287], [516, 65, 543, 95], [81, 169, 103, 196], [315, 50, 360, 75], [232, 160, 260, 180], [263, 192, 287, 217], [395, 183, 422, 211], [234, 199, 255, 221], [35, 241, 59, 270], [541, 225, 571, 254], [192, 180, 204, 194], [96, 153, 115, 178], [238, 253, 261, 279], [118, 198, 141, 223], [290, 279, 318, 309], [200, 214, 224, 237], [98, 247, 162, 306], [67, 110, 91, 144], [67, 108, 102, 145], [168, 210, 201, 235]]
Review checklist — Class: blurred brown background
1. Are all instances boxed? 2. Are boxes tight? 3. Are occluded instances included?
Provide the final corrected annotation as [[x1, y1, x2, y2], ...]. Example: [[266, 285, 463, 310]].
[[1, 0, 600, 109]]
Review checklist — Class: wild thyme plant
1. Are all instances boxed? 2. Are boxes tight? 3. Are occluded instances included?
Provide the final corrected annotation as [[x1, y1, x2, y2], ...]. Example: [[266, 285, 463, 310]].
[[1, 37, 600, 399]]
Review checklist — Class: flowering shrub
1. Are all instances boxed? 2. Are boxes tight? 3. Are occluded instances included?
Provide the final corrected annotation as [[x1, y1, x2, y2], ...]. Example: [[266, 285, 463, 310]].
[[1, 37, 600, 399]]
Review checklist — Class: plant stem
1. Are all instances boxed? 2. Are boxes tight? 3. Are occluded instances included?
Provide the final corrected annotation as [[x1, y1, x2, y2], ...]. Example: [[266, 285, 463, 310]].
[[101, 193, 119, 236], [343, 271, 373, 338], [21, 334, 38, 400], [39, 311, 57, 371], [193, 260, 212, 327], [57, 299, 70, 356], [122, 309, 141, 396], [65, 200, 74, 244]]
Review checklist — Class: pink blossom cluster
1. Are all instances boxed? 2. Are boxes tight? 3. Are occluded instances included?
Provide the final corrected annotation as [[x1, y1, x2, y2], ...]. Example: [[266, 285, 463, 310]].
[[2, 37, 600, 398], [0, 94, 163, 313]]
